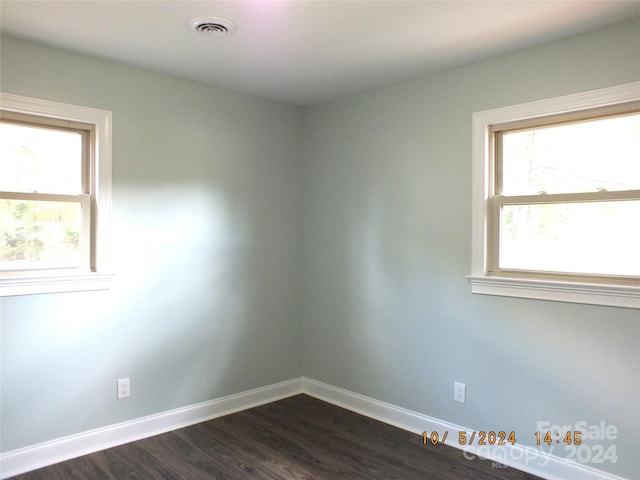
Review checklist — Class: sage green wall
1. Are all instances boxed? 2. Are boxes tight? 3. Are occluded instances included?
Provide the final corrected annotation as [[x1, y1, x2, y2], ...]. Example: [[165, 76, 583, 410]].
[[1, 36, 303, 451], [302, 18, 640, 479]]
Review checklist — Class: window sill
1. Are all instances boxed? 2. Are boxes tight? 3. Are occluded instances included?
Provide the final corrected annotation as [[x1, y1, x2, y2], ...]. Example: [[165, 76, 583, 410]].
[[468, 275, 640, 309], [0, 272, 115, 297]]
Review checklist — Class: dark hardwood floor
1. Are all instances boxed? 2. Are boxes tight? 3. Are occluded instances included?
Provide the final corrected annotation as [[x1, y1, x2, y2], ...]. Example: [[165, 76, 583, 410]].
[[10, 394, 542, 479]]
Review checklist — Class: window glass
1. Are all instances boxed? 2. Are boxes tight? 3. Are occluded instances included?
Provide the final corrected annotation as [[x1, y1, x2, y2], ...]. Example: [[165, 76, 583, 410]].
[[500, 112, 640, 195], [499, 200, 640, 276], [0, 199, 83, 269], [0, 122, 83, 194]]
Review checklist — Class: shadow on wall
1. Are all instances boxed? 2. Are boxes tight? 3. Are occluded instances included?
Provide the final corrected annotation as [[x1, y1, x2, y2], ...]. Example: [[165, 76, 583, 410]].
[[109, 183, 253, 408], [343, 182, 453, 397]]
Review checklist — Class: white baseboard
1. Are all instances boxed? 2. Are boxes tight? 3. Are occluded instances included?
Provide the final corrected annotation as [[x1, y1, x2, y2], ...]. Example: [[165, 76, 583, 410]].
[[302, 377, 627, 480], [1, 377, 628, 480], [0, 378, 304, 479]]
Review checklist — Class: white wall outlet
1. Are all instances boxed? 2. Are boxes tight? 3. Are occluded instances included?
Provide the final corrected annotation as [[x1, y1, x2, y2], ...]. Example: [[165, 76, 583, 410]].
[[117, 378, 130, 399], [454, 381, 466, 403]]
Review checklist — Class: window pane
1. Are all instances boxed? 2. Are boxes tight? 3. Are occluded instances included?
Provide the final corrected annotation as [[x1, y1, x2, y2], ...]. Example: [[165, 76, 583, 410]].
[[0, 122, 83, 194], [500, 200, 640, 276], [501, 113, 640, 195], [0, 199, 82, 269]]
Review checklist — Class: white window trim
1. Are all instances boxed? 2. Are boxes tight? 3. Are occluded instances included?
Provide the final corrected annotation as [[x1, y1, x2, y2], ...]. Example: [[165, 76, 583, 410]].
[[1, 93, 114, 296], [469, 82, 640, 309]]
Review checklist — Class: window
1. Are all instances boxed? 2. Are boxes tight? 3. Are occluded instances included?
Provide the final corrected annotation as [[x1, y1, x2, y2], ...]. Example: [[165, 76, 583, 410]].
[[0, 93, 113, 296], [469, 82, 640, 309]]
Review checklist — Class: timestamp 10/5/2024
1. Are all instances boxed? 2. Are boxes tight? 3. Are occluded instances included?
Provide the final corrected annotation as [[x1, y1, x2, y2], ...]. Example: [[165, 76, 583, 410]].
[[422, 430, 584, 446], [422, 431, 517, 446], [422, 430, 618, 464]]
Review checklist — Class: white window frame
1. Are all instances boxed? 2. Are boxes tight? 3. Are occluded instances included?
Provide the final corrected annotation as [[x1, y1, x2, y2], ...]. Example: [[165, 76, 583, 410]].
[[469, 82, 640, 309], [1, 93, 114, 296]]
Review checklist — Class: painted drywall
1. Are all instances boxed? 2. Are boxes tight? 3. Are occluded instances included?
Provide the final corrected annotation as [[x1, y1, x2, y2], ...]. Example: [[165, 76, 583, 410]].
[[302, 18, 640, 479], [0, 35, 303, 451]]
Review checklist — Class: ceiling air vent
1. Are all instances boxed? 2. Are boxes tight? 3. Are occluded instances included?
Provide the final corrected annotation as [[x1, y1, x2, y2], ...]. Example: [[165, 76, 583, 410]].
[[191, 17, 237, 35]]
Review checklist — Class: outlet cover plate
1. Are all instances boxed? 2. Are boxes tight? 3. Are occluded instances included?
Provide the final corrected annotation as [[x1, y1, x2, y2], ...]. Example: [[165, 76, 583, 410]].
[[454, 381, 466, 403], [117, 378, 130, 399]]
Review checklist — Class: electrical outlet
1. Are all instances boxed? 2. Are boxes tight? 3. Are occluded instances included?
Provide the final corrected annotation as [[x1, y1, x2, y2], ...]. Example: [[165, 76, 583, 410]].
[[117, 378, 130, 399], [454, 381, 466, 403]]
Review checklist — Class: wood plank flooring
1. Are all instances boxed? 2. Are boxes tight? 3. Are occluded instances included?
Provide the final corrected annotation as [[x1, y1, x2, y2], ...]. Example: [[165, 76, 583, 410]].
[[9, 394, 542, 479]]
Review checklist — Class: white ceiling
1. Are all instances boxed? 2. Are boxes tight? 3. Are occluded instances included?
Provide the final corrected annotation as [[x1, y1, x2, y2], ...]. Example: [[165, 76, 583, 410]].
[[1, 1, 639, 106]]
